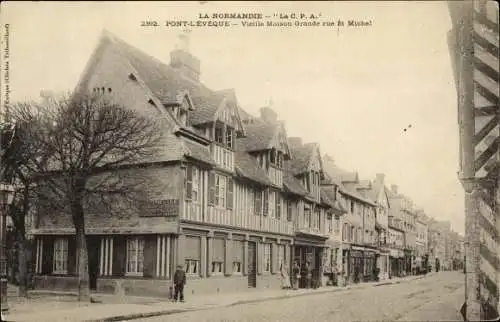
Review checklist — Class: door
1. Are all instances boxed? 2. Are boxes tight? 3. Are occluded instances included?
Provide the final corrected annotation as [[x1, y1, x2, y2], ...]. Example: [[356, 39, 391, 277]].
[[247, 241, 257, 288], [87, 236, 100, 290]]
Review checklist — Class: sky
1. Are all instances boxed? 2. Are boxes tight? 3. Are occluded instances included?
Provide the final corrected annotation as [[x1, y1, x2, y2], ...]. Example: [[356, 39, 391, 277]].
[[1, 1, 465, 234]]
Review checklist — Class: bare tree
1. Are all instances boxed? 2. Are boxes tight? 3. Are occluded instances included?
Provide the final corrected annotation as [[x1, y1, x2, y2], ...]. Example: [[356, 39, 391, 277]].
[[13, 93, 163, 301], [1, 112, 43, 297]]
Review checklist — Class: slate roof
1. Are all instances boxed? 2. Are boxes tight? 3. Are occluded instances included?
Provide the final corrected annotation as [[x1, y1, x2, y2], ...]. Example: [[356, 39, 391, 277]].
[[287, 143, 316, 176], [101, 30, 231, 130], [234, 152, 272, 186], [237, 118, 277, 152], [283, 171, 308, 196], [182, 140, 214, 165], [320, 187, 348, 214]]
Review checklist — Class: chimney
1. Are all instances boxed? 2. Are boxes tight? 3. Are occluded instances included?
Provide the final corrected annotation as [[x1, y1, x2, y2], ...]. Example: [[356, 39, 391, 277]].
[[260, 107, 277, 124], [391, 185, 398, 194], [376, 173, 385, 183], [324, 154, 335, 164], [170, 30, 201, 81], [288, 137, 303, 148]]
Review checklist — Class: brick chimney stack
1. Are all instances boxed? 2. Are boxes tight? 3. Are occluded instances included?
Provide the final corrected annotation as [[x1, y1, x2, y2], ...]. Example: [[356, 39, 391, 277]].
[[260, 107, 277, 124], [391, 184, 398, 195], [170, 29, 201, 81]]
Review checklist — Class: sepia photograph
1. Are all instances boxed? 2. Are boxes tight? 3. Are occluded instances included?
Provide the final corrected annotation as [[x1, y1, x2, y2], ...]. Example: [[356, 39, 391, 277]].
[[0, 1, 498, 321]]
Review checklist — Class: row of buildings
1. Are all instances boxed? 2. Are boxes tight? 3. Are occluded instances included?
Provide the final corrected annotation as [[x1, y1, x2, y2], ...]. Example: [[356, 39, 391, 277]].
[[28, 30, 463, 297]]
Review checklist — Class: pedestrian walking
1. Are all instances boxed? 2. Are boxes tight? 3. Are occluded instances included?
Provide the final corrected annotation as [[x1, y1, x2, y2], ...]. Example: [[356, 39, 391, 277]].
[[280, 263, 291, 289], [292, 261, 300, 290], [173, 264, 186, 302]]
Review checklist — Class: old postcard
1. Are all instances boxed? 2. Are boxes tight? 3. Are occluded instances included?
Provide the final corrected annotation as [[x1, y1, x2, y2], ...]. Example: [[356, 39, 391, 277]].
[[0, 1, 498, 322]]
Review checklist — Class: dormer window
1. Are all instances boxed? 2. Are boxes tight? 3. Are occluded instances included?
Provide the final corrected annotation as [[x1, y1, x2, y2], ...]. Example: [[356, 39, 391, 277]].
[[177, 107, 188, 126], [226, 128, 233, 149], [215, 126, 224, 144]]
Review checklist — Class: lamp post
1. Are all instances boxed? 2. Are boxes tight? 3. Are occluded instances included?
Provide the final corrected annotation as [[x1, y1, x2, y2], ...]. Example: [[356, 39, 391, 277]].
[[0, 183, 15, 316]]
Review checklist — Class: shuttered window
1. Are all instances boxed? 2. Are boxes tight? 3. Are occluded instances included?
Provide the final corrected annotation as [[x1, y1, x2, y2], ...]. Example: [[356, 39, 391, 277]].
[[275, 192, 281, 220], [212, 238, 225, 275], [263, 189, 269, 216], [232, 240, 244, 274], [286, 200, 293, 222], [254, 189, 262, 215], [185, 236, 201, 275], [226, 178, 233, 209], [53, 238, 68, 274]]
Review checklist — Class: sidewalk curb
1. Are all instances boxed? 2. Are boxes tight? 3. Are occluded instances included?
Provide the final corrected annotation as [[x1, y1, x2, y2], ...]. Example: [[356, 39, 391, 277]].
[[85, 275, 427, 322]]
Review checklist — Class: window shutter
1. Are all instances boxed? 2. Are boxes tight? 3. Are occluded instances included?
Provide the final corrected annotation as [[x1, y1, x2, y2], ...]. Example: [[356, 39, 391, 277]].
[[185, 165, 193, 200], [275, 194, 281, 219], [226, 178, 234, 210], [263, 189, 269, 216], [67, 236, 77, 275], [287, 200, 293, 222], [42, 236, 54, 274], [143, 235, 156, 278], [112, 236, 126, 277], [208, 172, 216, 205], [254, 190, 262, 215]]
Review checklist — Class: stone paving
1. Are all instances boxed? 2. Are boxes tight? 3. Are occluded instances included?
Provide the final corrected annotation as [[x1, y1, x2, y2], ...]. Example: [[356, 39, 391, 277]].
[[3, 273, 432, 322]]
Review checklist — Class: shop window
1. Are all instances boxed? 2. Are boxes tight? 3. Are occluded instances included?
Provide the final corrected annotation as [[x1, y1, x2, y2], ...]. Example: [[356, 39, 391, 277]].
[[53, 238, 68, 274], [211, 261, 223, 274], [126, 237, 144, 276], [277, 245, 285, 270], [263, 243, 272, 272], [185, 259, 199, 275], [233, 261, 242, 274]]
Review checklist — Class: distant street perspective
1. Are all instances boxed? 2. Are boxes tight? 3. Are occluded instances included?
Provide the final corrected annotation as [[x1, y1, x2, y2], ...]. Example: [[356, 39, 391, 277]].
[[137, 271, 464, 322]]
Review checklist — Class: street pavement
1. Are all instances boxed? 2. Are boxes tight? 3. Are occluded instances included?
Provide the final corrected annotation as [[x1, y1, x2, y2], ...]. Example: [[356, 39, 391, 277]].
[[136, 271, 465, 322]]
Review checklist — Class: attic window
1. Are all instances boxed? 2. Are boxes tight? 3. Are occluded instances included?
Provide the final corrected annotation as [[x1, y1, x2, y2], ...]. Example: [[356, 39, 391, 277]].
[[176, 107, 188, 126]]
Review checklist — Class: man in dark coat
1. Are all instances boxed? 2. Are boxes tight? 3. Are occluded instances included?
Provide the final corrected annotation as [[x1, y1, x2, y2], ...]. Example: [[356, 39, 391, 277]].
[[173, 264, 186, 302]]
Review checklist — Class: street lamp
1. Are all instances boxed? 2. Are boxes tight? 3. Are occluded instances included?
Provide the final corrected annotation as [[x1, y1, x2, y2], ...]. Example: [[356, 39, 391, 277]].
[[0, 183, 15, 316]]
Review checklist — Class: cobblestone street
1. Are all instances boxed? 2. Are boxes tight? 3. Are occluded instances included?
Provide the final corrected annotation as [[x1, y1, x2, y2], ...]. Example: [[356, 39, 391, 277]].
[[137, 272, 465, 322]]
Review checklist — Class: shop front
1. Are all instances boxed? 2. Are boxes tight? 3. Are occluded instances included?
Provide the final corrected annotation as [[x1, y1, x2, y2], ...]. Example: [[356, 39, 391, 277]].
[[349, 247, 364, 283], [363, 250, 377, 282], [292, 235, 328, 289], [389, 248, 404, 278]]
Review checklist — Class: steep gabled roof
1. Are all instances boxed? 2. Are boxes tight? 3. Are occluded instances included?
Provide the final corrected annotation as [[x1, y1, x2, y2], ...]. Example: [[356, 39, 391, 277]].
[[237, 118, 290, 157], [283, 171, 308, 196], [287, 143, 318, 176], [320, 187, 348, 214], [234, 152, 272, 186]]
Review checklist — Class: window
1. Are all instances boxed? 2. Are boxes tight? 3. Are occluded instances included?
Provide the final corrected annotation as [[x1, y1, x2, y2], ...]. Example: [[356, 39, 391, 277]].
[[277, 245, 285, 270], [126, 237, 145, 276], [185, 259, 199, 275], [269, 190, 276, 218], [53, 238, 68, 274], [304, 208, 311, 228], [275, 192, 281, 219], [226, 128, 233, 149], [211, 261, 223, 274], [335, 216, 340, 234], [215, 126, 224, 144], [315, 209, 321, 230], [350, 201, 354, 214], [327, 214, 333, 233], [185, 166, 200, 202], [215, 174, 226, 207], [233, 261, 242, 273], [263, 243, 272, 272], [286, 200, 293, 222]]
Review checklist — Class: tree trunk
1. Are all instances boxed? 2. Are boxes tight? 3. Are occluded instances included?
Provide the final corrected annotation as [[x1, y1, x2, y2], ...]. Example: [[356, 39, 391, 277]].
[[72, 200, 91, 302], [17, 238, 28, 297]]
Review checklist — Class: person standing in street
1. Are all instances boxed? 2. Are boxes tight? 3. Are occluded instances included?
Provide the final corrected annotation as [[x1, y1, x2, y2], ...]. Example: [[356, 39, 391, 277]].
[[173, 264, 186, 302], [292, 261, 300, 290]]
